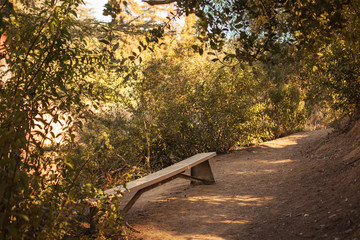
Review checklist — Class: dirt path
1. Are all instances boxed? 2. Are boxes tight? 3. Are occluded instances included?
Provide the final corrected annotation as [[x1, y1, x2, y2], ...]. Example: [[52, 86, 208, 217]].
[[126, 129, 360, 239]]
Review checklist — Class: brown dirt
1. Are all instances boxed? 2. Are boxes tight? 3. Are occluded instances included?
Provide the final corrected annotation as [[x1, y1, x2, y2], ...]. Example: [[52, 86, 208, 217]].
[[125, 124, 360, 240]]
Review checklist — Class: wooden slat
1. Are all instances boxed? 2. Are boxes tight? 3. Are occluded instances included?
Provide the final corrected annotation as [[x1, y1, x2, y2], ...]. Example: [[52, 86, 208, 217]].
[[103, 152, 216, 196]]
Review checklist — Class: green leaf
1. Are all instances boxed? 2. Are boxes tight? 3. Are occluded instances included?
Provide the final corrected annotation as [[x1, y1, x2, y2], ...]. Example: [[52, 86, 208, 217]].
[[199, 48, 204, 55], [123, 74, 131, 83], [99, 39, 110, 45], [54, 114, 58, 123], [210, 41, 217, 50], [18, 213, 30, 222], [113, 42, 119, 51], [64, 160, 73, 169]]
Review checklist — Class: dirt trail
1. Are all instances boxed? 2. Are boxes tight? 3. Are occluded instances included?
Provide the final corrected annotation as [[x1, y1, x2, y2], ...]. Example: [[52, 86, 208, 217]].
[[126, 129, 360, 240]]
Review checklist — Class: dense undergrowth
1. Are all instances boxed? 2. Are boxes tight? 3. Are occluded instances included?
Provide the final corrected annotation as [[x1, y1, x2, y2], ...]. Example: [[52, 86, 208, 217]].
[[75, 41, 308, 185]]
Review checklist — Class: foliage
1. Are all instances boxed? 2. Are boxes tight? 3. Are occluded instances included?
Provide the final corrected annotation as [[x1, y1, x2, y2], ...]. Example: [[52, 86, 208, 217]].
[[256, 47, 307, 136], [78, 41, 259, 172], [171, 0, 349, 59], [266, 83, 306, 136], [129, 47, 258, 159], [77, 37, 306, 174], [163, 0, 360, 127], [296, 2, 360, 126], [2, 0, 359, 238], [0, 0, 182, 237], [322, 44, 360, 116], [0, 0, 127, 238]]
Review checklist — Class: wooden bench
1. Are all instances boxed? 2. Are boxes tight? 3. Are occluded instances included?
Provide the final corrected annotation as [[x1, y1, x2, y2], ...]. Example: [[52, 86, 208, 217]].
[[103, 152, 217, 213]]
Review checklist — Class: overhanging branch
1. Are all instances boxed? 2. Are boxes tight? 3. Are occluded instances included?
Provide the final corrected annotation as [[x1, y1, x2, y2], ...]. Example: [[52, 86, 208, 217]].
[[142, 0, 176, 6]]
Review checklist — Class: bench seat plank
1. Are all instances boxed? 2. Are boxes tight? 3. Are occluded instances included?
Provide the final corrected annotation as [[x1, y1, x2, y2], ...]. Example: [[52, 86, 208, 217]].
[[104, 152, 216, 196]]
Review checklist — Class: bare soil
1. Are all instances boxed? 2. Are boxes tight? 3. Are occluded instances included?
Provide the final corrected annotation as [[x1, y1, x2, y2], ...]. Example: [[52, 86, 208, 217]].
[[125, 123, 360, 240]]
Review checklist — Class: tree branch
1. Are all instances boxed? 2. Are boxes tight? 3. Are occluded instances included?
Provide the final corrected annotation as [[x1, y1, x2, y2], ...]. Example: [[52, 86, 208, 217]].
[[143, 0, 176, 6]]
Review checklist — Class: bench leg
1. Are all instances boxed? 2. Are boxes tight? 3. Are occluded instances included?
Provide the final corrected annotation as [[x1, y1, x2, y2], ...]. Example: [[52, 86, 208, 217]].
[[190, 160, 215, 185], [122, 188, 146, 213], [88, 206, 98, 235], [122, 173, 184, 213]]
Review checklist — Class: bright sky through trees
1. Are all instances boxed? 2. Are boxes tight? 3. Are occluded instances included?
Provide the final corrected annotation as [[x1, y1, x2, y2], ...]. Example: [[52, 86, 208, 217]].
[[84, 0, 171, 23], [84, 0, 111, 21]]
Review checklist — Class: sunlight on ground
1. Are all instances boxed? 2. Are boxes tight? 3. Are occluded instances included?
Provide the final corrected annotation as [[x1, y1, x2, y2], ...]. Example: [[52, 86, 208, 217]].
[[262, 141, 297, 148], [217, 219, 250, 224], [236, 169, 276, 175], [260, 159, 296, 164], [133, 225, 228, 240], [133, 222, 228, 240], [262, 134, 310, 148], [184, 235, 226, 240], [134, 193, 275, 239], [182, 195, 274, 207]]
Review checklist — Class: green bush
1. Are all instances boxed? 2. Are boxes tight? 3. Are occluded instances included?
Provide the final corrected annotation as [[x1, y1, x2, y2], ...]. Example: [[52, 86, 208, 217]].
[[0, 1, 126, 238], [266, 84, 306, 136], [77, 42, 283, 173]]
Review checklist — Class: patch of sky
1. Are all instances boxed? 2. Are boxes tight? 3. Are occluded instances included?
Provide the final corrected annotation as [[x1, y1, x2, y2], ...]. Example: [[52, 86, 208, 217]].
[[201, 0, 248, 38], [83, 0, 177, 25], [83, 0, 112, 22], [83, 0, 145, 22]]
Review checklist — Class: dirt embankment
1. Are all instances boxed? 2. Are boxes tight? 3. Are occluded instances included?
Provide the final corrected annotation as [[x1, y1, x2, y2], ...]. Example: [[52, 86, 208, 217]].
[[126, 123, 360, 240]]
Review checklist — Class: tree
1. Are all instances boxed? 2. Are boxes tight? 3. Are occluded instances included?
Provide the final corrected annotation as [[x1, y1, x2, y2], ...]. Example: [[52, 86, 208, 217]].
[[142, 0, 360, 123], [0, 0, 115, 238]]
